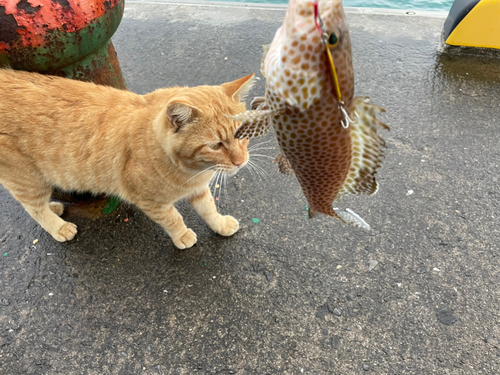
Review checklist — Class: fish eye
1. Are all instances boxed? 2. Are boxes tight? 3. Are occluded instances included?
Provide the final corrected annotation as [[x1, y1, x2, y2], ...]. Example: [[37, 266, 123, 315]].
[[328, 32, 340, 48], [210, 142, 224, 150]]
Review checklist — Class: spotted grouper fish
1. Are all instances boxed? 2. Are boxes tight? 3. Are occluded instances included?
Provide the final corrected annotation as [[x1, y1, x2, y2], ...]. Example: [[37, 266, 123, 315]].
[[231, 0, 389, 229]]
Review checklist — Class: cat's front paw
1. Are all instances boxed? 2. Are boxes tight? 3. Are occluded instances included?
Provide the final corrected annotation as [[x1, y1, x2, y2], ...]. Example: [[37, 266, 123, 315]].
[[52, 222, 78, 242], [213, 215, 239, 237], [172, 228, 197, 249]]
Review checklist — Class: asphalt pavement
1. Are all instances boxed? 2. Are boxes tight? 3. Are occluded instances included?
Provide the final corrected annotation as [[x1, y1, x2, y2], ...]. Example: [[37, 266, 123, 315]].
[[1, 2, 499, 374]]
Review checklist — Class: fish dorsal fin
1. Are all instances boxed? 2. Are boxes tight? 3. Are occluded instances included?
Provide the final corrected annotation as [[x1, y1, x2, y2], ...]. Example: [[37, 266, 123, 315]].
[[273, 152, 295, 176], [335, 97, 390, 201], [261, 44, 270, 78], [229, 109, 277, 139]]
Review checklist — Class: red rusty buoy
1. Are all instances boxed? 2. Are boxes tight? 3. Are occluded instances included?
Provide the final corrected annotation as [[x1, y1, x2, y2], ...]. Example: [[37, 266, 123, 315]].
[[0, 0, 126, 89]]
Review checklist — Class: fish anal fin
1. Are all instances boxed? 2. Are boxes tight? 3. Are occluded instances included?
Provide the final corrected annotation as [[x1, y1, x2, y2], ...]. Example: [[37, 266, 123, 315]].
[[336, 97, 389, 201], [229, 109, 275, 139], [273, 153, 295, 176]]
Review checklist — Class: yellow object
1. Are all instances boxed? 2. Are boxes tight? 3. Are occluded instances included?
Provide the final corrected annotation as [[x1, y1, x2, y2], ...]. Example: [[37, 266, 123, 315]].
[[447, 0, 500, 49], [325, 46, 342, 103]]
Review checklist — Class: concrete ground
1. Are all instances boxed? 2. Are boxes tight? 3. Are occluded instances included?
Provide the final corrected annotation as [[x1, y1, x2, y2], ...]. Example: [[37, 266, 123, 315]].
[[1, 2, 500, 374]]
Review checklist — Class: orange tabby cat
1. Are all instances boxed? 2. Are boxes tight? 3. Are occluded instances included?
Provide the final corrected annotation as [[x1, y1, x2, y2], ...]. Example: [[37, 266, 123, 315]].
[[0, 69, 253, 249]]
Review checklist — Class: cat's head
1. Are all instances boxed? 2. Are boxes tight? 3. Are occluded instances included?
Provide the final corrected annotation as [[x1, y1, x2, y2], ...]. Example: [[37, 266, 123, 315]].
[[155, 74, 255, 177]]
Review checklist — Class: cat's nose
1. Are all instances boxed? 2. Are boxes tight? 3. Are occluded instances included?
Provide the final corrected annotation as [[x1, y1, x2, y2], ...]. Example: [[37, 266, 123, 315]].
[[233, 162, 243, 168]]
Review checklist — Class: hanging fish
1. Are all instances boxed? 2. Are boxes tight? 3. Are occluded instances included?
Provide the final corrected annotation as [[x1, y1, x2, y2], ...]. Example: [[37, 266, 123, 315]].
[[230, 0, 389, 230]]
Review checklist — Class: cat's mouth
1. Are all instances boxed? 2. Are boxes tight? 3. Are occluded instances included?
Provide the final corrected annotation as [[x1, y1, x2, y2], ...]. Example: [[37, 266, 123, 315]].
[[226, 160, 248, 177]]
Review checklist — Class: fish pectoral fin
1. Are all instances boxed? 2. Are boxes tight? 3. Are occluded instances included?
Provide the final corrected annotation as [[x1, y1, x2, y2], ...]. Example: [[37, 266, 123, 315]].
[[273, 153, 295, 176], [336, 97, 390, 201], [333, 208, 371, 230], [251, 96, 268, 110], [261, 44, 270, 78], [230, 109, 276, 139]]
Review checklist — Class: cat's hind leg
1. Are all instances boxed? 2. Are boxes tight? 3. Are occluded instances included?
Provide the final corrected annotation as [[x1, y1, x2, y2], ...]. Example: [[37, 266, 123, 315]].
[[0, 151, 76, 242], [188, 188, 239, 237], [7, 184, 77, 242], [49, 201, 65, 216]]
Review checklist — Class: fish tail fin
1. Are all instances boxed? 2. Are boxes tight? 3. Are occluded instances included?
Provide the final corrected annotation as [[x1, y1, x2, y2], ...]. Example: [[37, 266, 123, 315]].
[[308, 207, 320, 219], [230, 109, 277, 139], [336, 97, 390, 201], [333, 208, 371, 231]]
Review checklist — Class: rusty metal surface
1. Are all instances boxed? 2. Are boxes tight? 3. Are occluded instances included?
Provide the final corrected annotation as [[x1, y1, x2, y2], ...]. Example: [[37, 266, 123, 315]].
[[0, 0, 124, 75], [0, 0, 121, 50]]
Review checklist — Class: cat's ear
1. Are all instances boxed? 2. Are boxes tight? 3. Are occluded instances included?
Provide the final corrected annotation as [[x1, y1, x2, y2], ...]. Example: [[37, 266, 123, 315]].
[[221, 73, 255, 102], [166, 101, 201, 132]]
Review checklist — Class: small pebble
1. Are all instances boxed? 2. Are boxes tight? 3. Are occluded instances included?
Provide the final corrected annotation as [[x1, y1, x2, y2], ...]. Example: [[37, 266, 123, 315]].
[[437, 308, 457, 325], [33, 239, 39, 245], [368, 259, 378, 271], [346, 293, 355, 301], [331, 336, 340, 349], [363, 364, 370, 371], [406, 190, 414, 196], [264, 270, 273, 282], [124, 218, 129, 222], [332, 308, 342, 316]]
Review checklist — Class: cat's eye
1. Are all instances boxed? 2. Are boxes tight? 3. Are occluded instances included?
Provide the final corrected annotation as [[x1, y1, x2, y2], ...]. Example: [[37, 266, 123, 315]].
[[210, 142, 224, 150]]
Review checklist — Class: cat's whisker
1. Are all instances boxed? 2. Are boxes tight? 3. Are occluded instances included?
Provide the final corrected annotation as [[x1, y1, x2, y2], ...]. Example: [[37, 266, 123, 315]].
[[249, 153, 275, 160], [223, 172, 229, 199], [247, 160, 269, 182], [209, 164, 224, 187], [248, 139, 275, 151], [251, 160, 269, 181], [247, 147, 276, 154], [211, 170, 222, 198], [217, 172, 225, 206], [182, 165, 217, 186], [245, 161, 257, 179]]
